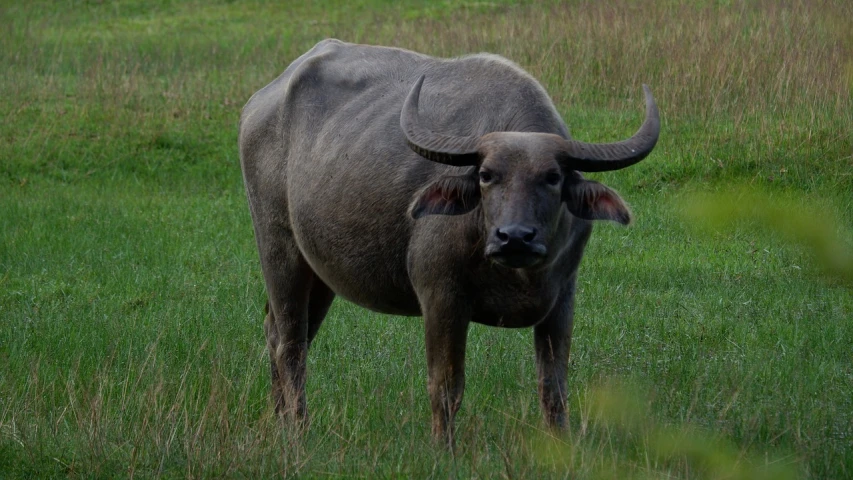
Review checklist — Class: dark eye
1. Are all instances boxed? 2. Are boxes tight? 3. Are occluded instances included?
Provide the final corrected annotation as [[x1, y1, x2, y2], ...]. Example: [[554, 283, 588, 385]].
[[545, 171, 561, 186], [479, 170, 493, 184]]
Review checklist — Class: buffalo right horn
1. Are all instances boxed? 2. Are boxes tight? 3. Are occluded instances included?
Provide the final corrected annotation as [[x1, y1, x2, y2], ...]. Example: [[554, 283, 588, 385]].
[[400, 75, 481, 166]]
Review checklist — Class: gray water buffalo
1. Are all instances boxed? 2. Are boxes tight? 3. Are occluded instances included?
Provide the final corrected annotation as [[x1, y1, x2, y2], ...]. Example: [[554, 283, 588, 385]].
[[239, 39, 659, 444]]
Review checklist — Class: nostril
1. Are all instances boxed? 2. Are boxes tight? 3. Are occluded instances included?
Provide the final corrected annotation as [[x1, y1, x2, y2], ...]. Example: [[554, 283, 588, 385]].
[[495, 226, 537, 245]]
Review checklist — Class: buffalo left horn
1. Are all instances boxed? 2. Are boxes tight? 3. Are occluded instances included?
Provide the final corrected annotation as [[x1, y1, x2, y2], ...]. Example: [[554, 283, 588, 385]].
[[557, 85, 660, 172]]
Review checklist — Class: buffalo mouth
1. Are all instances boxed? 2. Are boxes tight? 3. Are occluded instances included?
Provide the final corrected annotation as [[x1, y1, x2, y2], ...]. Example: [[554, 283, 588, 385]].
[[485, 243, 547, 269]]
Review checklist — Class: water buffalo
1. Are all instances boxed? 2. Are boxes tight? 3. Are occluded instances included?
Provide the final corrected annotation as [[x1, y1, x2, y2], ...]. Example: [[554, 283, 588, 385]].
[[239, 39, 659, 445]]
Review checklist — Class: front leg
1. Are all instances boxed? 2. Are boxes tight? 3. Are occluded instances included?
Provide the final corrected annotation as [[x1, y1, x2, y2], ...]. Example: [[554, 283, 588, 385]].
[[423, 306, 470, 447], [534, 292, 575, 429]]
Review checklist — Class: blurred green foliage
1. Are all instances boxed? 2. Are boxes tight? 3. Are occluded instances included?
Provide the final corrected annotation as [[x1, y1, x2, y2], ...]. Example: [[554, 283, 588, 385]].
[[682, 187, 853, 284], [537, 380, 800, 479]]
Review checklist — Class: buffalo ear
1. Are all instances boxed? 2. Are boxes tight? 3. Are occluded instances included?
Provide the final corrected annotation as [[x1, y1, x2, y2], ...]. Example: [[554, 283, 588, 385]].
[[563, 179, 633, 225], [410, 171, 480, 219]]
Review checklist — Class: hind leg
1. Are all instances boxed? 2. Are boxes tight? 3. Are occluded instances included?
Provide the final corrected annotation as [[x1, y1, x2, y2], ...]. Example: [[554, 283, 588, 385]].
[[261, 237, 336, 419], [258, 225, 322, 419], [263, 302, 286, 413], [307, 279, 335, 347]]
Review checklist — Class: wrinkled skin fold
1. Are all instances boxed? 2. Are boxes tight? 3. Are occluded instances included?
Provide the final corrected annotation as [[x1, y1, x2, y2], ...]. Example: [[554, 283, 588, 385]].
[[239, 39, 659, 447]]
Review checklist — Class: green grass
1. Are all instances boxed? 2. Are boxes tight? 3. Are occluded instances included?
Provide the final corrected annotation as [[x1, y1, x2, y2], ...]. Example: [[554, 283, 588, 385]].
[[1, 0, 851, 477]]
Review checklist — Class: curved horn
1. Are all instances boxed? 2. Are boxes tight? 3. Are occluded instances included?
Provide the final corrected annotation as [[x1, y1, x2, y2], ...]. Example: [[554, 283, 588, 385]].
[[400, 75, 481, 166], [559, 85, 660, 172]]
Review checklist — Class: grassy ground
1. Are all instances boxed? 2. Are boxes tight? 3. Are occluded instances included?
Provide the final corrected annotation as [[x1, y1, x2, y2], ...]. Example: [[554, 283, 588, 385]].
[[1, 0, 851, 478]]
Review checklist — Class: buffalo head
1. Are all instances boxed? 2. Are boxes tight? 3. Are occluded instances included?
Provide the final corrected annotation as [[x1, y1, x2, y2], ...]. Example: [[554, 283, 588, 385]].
[[402, 75, 660, 269]]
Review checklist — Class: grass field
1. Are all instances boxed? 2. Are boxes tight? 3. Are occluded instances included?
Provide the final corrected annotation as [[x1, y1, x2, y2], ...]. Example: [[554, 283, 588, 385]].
[[1, 0, 851, 478]]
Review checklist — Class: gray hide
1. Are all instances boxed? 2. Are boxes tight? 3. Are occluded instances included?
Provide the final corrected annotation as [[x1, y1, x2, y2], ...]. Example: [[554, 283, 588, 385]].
[[239, 39, 659, 445]]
